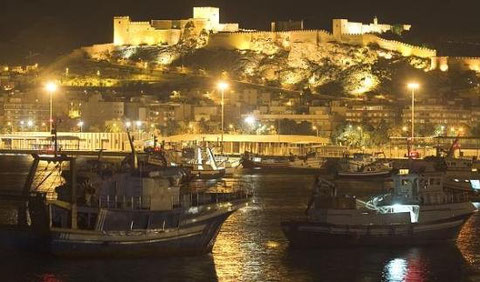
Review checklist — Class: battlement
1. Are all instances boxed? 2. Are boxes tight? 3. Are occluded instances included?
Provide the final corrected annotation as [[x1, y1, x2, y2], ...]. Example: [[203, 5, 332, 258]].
[[338, 33, 436, 58]]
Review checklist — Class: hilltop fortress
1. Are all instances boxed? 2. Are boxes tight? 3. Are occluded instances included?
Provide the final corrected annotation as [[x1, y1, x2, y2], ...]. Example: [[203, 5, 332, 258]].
[[110, 7, 479, 72], [114, 7, 239, 46]]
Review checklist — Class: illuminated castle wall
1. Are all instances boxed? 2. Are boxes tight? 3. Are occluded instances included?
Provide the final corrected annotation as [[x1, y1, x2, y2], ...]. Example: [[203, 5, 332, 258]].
[[110, 10, 479, 73], [431, 57, 480, 72], [332, 18, 411, 38], [113, 7, 239, 46]]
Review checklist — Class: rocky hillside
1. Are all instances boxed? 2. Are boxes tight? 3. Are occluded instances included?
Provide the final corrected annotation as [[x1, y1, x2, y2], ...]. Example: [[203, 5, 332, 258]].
[[50, 32, 479, 98]]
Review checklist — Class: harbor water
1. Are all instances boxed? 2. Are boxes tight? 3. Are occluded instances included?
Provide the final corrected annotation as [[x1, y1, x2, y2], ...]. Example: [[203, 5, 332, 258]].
[[0, 156, 480, 281]]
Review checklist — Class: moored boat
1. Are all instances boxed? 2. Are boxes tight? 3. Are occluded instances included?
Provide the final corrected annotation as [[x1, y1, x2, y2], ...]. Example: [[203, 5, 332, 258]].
[[281, 168, 475, 247], [0, 133, 250, 257], [336, 153, 392, 178], [240, 152, 290, 169]]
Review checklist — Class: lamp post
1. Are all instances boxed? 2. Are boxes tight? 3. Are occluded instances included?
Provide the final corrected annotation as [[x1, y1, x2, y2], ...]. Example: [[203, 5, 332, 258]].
[[45, 82, 58, 132], [407, 82, 419, 150], [136, 120, 142, 138], [217, 81, 229, 154], [77, 121, 84, 132]]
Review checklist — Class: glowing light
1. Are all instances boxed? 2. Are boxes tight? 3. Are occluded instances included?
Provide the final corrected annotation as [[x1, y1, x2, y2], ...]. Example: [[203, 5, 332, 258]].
[[45, 81, 58, 93], [266, 241, 279, 248], [217, 81, 229, 91], [27, 120, 33, 127], [402, 126, 408, 132], [229, 124, 234, 129], [125, 121, 132, 128], [440, 64, 449, 72], [77, 121, 84, 127], [136, 121, 142, 127], [244, 115, 256, 125], [407, 82, 419, 90]]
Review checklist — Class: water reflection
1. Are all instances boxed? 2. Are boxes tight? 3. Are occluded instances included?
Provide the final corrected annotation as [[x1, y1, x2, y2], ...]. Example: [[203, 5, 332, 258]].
[[384, 258, 408, 281], [0, 250, 218, 282], [1, 158, 480, 281]]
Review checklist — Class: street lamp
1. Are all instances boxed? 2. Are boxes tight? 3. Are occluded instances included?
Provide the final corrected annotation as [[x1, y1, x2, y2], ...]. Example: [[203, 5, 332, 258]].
[[407, 82, 419, 148], [217, 80, 229, 153], [125, 121, 132, 130], [77, 121, 84, 132], [45, 81, 58, 132]]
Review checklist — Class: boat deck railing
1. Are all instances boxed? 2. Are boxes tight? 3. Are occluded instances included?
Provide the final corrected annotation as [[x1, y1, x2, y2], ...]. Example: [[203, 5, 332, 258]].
[[96, 195, 150, 210]]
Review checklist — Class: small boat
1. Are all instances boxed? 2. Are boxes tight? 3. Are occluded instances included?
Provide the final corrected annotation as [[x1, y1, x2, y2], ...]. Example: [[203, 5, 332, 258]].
[[240, 152, 290, 169], [281, 168, 475, 247], [336, 153, 392, 178], [184, 146, 226, 180], [0, 132, 250, 257], [288, 152, 328, 171]]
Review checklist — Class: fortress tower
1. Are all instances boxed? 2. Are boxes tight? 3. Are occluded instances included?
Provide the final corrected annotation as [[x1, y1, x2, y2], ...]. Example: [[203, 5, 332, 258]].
[[114, 17, 131, 45], [193, 7, 220, 32]]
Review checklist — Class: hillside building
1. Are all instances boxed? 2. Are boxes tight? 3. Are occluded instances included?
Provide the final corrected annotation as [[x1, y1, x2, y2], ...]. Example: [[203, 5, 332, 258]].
[[114, 7, 239, 46]]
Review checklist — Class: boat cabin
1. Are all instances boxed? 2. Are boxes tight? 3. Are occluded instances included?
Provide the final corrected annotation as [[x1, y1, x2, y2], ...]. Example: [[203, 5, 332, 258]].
[[391, 169, 445, 205]]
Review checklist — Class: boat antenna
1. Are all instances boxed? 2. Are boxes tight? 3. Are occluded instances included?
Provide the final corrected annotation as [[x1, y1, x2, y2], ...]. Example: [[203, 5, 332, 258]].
[[126, 129, 138, 169], [446, 135, 460, 158]]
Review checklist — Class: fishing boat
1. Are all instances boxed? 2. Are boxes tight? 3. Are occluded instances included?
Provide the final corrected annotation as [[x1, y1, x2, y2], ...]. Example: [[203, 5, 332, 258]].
[[288, 152, 329, 171], [0, 132, 250, 257], [240, 152, 290, 169], [281, 167, 475, 247], [336, 153, 392, 178]]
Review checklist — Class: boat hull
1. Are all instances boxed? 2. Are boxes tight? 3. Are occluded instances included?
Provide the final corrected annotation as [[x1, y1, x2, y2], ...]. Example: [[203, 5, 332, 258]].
[[0, 203, 245, 257], [241, 159, 289, 169], [191, 169, 225, 180], [336, 170, 391, 178], [281, 213, 473, 247]]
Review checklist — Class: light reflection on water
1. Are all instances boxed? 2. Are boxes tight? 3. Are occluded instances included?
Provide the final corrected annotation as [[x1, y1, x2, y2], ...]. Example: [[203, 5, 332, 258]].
[[0, 156, 479, 281]]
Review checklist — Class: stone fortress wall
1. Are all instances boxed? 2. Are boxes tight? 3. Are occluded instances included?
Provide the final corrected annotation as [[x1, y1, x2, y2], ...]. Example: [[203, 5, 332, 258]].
[[111, 7, 479, 72], [431, 56, 480, 72]]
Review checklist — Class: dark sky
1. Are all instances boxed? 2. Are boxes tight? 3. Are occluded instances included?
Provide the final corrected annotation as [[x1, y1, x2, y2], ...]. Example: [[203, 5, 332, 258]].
[[0, 0, 479, 63]]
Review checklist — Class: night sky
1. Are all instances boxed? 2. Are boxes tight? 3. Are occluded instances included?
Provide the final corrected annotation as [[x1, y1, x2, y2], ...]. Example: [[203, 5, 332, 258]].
[[0, 0, 479, 63]]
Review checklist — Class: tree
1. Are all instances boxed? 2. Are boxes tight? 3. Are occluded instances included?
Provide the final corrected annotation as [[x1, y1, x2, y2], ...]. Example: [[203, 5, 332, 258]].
[[369, 120, 390, 146]]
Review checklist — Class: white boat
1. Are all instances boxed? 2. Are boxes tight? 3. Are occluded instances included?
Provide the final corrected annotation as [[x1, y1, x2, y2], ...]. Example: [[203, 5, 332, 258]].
[[282, 168, 475, 247], [187, 147, 226, 180]]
